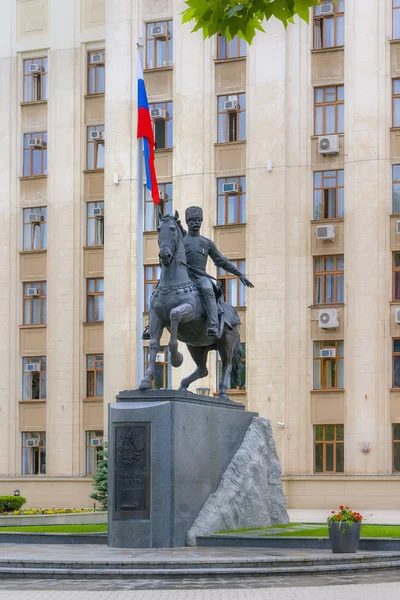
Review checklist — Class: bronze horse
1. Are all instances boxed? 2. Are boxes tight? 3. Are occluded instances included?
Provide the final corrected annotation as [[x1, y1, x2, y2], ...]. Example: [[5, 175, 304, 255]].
[[139, 212, 243, 400]]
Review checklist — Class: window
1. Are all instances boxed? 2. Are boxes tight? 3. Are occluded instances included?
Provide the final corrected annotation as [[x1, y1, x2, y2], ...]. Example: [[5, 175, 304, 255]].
[[22, 432, 46, 475], [394, 1, 400, 39], [87, 202, 104, 246], [87, 354, 103, 398], [394, 80, 400, 128], [393, 424, 400, 472], [87, 126, 105, 170], [313, 0, 344, 49], [145, 266, 161, 311], [23, 57, 48, 102], [217, 177, 246, 225], [394, 166, 400, 214], [393, 339, 400, 388], [314, 86, 344, 135], [86, 430, 104, 475], [314, 256, 344, 305], [145, 183, 172, 231], [217, 343, 246, 391], [393, 253, 400, 300], [150, 102, 173, 149], [218, 260, 246, 307], [146, 21, 173, 69], [217, 35, 247, 59], [314, 425, 344, 473], [23, 282, 47, 325], [23, 132, 47, 177], [144, 346, 171, 389], [313, 341, 344, 390], [217, 94, 246, 143], [23, 357, 46, 400], [23, 207, 47, 251], [86, 279, 104, 323], [313, 170, 344, 220], [87, 50, 105, 95]]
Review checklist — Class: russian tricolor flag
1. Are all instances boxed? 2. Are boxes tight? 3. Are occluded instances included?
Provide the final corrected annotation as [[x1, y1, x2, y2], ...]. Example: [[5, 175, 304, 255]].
[[137, 56, 160, 204]]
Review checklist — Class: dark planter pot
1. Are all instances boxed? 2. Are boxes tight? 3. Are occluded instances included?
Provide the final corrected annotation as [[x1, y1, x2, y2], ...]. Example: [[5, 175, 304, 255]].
[[328, 521, 361, 553]]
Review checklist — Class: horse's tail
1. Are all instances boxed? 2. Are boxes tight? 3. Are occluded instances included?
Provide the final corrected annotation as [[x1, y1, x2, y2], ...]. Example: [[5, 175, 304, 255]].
[[230, 337, 243, 388]]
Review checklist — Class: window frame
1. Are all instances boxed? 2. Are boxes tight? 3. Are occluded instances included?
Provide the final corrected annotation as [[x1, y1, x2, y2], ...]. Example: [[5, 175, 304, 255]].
[[23, 207, 47, 251], [22, 432, 46, 475], [23, 57, 48, 103], [217, 93, 246, 143], [23, 281, 47, 325], [393, 0, 400, 39], [144, 345, 171, 389], [87, 50, 105, 95], [313, 255, 344, 305], [314, 424, 344, 473], [23, 132, 48, 177], [313, 0, 344, 50], [86, 430, 104, 475], [314, 86, 344, 135], [86, 278, 104, 323], [144, 183, 172, 231], [216, 176, 246, 225], [145, 21, 173, 70], [86, 202, 104, 246], [393, 79, 400, 128], [149, 102, 173, 150], [393, 339, 400, 388], [313, 340, 344, 390], [216, 34, 247, 60], [22, 357, 46, 401], [86, 354, 104, 399], [313, 170, 344, 220], [86, 125, 105, 171], [217, 343, 246, 392], [217, 259, 246, 307], [393, 252, 400, 301], [144, 265, 161, 312]]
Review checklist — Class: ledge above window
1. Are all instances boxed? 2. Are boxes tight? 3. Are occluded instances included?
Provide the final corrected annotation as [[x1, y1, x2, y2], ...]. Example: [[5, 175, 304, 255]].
[[144, 66, 173, 73], [311, 46, 344, 54], [214, 56, 246, 64], [20, 100, 48, 107], [310, 388, 345, 393], [20, 174, 47, 181]]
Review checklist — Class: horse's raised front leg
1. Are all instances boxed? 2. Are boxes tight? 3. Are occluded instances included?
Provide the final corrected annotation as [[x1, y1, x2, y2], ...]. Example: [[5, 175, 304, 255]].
[[179, 345, 209, 390], [139, 309, 164, 390], [169, 303, 195, 368]]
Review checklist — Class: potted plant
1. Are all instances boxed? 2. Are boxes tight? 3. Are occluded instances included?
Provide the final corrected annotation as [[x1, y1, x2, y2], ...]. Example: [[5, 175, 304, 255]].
[[327, 506, 363, 553]]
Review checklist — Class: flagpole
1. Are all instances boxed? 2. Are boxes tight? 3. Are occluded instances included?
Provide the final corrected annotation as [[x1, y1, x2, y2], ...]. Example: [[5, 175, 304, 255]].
[[136, 55, 144, 388]]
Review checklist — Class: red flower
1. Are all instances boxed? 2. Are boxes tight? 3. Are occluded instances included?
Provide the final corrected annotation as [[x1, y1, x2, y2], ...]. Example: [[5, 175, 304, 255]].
[[339, 505, 344, 510], [331, 511, 335, 514], [345, 506, 349, 509]]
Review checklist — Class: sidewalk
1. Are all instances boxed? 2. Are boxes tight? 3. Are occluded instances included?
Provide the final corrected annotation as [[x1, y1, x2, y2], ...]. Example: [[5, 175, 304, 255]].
[[288, 509, 400, 524]]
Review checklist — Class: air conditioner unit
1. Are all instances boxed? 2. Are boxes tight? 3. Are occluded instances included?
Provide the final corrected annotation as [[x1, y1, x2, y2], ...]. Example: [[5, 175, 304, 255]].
[[159, 190, 165, 201], [93, 208, 104, 217], [162, 60, 173, 67], [320, 348, 336, 358], [224, 99, 238, 111], [91, 53, 104, 65], [151, 25, 166, 38], [28, 213, 42, 223], [155, 352, 165, 363], [318, 135, 340, 155], [28, 64, 42, 74], [27, 288, 39, 296], [150, 108, 166, 120], [396, 221, 400, 235], [320, 4, 334, 16], [89, 130, 104, 141], [28, 138, 43, 148], [223, 182, 239, 194], [396, 308, 400, 324], [26, 438, 40, 447], [26, 363, 40, 372], [316, 224, 335, 241], [91, 438, 103, 447], [319, 309, 339, 329]]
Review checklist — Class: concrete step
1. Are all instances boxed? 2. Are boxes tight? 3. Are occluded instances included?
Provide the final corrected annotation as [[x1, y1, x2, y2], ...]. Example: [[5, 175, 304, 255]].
[[0, 559, 400, 579]]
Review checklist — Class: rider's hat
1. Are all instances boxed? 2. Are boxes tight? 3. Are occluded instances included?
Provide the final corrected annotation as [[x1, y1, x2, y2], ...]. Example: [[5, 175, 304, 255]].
[[185, 206, 203, 223]]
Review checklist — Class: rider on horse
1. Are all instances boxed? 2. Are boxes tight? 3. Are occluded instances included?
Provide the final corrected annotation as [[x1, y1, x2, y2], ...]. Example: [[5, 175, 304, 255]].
[[183, 206, 253, 337]]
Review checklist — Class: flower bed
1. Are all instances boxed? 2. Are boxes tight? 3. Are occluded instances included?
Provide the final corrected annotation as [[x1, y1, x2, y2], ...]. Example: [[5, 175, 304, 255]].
[[0, 510, 107, 527], [12, 508, 99, 515]]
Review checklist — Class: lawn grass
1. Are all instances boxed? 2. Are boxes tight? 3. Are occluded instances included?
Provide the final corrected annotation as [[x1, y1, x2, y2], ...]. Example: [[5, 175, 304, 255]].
[[0, 524, 107, 534], [216, 523, 400, 539]]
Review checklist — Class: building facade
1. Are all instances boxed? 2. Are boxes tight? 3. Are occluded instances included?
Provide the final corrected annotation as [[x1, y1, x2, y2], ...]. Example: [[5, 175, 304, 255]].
[[1, 0, 400, 508]]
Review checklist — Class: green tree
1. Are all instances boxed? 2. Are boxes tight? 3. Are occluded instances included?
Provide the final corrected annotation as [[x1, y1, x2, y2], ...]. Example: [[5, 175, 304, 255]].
[[89, 442, 108, 511], [182, 0, 323, 44]]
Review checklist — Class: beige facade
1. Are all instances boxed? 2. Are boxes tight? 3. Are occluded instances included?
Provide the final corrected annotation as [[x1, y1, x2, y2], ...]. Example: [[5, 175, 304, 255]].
[[0, 0, 400, 509]]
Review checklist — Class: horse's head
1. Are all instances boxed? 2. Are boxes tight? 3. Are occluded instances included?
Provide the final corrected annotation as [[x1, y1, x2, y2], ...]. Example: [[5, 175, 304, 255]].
[[157, 211, 185, 267]]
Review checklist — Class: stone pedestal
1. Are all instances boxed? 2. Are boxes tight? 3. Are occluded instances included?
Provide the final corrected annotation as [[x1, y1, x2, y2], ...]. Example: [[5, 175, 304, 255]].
[[107, 389, 257, 548]]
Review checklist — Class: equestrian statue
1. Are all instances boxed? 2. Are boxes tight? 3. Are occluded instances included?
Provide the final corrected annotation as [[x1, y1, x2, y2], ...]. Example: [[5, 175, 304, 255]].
[[139, 206, 254, 400]]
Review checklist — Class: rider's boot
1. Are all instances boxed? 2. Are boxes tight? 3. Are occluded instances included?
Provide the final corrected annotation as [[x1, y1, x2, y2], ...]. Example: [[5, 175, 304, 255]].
[[203, 289, 219, 337]]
